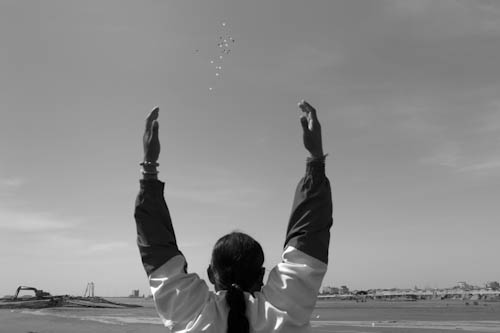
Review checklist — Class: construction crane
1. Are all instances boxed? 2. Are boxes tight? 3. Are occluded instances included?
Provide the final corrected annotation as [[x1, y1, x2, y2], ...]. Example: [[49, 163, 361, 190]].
[[83, 282, 95, 297]]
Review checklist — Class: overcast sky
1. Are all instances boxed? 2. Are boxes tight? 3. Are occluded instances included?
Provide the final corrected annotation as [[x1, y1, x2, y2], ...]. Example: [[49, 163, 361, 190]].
[[1, 0, 499, 297]]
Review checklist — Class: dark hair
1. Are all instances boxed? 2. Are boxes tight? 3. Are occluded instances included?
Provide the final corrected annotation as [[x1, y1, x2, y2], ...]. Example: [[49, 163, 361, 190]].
[[211, 232, 264, 333]]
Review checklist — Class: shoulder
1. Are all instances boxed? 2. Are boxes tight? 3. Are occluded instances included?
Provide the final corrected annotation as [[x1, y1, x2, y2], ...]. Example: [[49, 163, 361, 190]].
[[252, 247, 327, 327]]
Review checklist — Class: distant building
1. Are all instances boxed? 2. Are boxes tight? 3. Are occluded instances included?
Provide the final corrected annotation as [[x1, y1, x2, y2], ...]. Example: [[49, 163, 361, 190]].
[[321, 286, 332, 294], [486, 281, 500, 291], [456, 281, 471, 290], [321, 286, 339, 295], [129, 289, 140, 298], [340, 285, 350, 295]]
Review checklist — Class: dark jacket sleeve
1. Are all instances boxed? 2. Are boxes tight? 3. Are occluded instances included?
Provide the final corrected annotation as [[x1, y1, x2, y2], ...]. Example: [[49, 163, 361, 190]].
[[134, 179, 183, 276], [284, 156, 333, 264]]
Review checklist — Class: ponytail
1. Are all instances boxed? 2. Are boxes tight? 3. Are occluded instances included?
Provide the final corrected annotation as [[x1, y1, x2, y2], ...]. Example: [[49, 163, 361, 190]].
[[211, 232, 264, 333], [226, 283, 249, 333]]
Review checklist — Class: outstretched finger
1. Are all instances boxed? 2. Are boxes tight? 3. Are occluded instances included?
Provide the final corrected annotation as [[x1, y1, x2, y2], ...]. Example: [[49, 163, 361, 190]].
[[300, 100, 318, 122], [145, 106, 160, 132], [298, 100, 306, 112]]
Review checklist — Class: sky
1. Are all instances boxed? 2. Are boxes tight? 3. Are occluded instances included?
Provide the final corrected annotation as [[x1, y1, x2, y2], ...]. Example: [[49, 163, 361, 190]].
[[1, 0, 499, 297]]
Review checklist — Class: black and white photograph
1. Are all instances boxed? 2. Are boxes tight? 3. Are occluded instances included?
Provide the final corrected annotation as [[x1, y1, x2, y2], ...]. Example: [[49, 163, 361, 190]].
[[1, 1, 499, 332]]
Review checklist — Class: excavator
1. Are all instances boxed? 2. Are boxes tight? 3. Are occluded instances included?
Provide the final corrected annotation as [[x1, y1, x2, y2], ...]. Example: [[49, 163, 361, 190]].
[[13, 286, 52, 300], [1, 285, 142, 309]]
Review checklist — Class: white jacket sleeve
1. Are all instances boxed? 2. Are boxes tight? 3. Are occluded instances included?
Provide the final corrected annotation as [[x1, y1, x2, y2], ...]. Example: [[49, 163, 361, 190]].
[[261, 246, 327, 326], [149, 255, 212, 332]]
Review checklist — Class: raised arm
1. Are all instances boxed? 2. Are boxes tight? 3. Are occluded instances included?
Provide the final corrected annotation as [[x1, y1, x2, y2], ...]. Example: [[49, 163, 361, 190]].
[[284, 100, 332, 263], [134, 107, 182, 276], [261, 101, 332, 328], [134, 108, 210, 330]]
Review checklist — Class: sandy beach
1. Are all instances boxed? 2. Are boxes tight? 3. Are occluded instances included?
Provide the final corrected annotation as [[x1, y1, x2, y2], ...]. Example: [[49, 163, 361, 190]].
[[1, 299, 500, 333]]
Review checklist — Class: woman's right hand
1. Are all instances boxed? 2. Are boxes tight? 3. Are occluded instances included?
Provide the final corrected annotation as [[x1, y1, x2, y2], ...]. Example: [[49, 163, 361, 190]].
[[299, 100, 324, 158], [143, 107, 160, 162]]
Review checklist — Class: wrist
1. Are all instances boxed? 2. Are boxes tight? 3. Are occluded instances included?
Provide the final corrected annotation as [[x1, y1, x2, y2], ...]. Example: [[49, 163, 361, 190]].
[[141, 160, 158, 167], [142, 173, 158, 180], [307, 153, 328, 162], [140, 161, 159, 180], [309, 151, 324, 159]]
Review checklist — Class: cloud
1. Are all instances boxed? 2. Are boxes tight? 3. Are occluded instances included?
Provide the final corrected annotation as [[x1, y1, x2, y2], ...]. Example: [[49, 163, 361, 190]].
[[459, 159, 500, 173], [0, 177, 26, 198], [0, 208, 80, 232], [165, 167, 271, 207], [0, 177, 25, 188], [168, 186, 268, 206], [384, 0, 500, 36], [420, 142, 461, 169], [1, 236, 135, 268], [478, 100, 500, 133], [84, 241, 130, 254], [421, 144, 500, 174]]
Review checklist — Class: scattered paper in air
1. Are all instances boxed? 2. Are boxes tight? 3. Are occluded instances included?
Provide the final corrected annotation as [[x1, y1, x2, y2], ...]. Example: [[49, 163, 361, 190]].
[[193, 20, 235, 92]]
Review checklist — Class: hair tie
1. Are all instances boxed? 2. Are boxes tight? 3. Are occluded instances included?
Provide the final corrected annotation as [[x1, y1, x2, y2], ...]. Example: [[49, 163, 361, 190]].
[[231, 283, 242, 291]]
